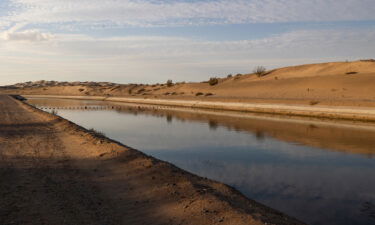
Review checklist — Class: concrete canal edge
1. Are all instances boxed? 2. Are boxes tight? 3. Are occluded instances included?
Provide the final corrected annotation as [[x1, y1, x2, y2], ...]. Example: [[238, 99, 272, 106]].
[[24, 94, 375, 122]]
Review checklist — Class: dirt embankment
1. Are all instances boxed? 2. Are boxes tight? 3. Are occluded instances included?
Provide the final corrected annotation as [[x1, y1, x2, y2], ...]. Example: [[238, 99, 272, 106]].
[[0, 95, 305, 225]]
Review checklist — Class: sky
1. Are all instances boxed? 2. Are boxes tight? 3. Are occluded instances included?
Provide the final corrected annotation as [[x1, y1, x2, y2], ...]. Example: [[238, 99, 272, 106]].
[[0, 0, 374, 85]]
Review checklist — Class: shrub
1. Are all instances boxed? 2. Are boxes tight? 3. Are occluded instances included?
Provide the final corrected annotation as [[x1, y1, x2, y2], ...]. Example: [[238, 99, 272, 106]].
[[227, 74, 233, 78], [195, 92, 204, 96], [208, 77, 219, 86], [253, 66, 267, 77], [88, 128, 106, 138], [309, 100, 320, 106], [166, 79, 173, 87], [234, 73, 242, 80], [137, 88, 146, 94], [78, 88, 85, 92], [346, 71, 358, 75], [360, 59, 375, 62], [205, 93, 214, 96]]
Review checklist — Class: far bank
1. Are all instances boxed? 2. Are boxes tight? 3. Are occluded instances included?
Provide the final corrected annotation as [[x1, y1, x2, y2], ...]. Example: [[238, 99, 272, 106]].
[[23, 95, 375, 122]]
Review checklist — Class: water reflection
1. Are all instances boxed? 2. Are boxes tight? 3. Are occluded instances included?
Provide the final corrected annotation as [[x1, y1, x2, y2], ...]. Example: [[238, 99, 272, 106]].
[[28, 98, 375, 225]]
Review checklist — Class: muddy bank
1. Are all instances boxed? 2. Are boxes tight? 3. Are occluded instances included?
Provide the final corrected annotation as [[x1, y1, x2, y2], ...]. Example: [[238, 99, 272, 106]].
[[24, 95, 375, 122], [0, 94, 305, 225]]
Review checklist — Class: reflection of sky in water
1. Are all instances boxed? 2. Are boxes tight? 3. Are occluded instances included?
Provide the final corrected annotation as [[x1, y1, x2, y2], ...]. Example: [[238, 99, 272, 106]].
[[30, 99, 375, 225]]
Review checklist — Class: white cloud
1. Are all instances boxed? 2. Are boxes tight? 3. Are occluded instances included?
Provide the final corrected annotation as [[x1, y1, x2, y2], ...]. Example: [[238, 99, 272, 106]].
[[3, 0, 375, 28], [0, 27, 374, 85], [1, 29, 53, 41]]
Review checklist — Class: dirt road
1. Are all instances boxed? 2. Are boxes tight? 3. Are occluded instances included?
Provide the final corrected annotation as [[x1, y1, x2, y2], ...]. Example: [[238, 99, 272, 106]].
[[0, 95, 304, 225]]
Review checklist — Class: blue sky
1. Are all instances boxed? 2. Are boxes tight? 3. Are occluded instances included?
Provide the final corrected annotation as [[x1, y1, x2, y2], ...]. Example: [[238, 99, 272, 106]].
[[0, 0, 374, 85]]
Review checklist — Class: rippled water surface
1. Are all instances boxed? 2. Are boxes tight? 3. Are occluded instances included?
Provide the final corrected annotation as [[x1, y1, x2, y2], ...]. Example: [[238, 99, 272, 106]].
[[28, 98, 375, 225]]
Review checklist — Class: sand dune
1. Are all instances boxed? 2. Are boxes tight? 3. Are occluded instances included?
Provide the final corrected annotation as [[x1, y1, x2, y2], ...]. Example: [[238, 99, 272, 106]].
[[2, 60, 375, 108]]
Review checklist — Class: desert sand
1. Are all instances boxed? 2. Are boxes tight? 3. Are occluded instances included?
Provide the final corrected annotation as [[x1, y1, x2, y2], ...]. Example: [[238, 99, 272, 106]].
[[0, 95, 304, 225], [1, 60, 375, 121], [2, 60, 375, 106]]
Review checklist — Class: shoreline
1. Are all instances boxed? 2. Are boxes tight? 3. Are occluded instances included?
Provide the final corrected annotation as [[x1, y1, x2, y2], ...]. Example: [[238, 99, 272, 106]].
[[24, 94, 375, 122], [28, 96, 375, 157], [0, 94, 305, 225]]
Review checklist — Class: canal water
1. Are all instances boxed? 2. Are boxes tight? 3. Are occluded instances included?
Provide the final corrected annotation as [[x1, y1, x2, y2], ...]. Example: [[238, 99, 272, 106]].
[[27, 98, 375, 225]]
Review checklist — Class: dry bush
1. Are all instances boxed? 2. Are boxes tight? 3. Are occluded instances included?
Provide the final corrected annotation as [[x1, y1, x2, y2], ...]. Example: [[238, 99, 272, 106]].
[[88, 128, 106, 138], [309, 100, 320, 106], [208, 77, 219, 86], [234, 74, 242, 80], [195, 92, 204, 96], [253, 66, 267, 77], [137, 88, 146, 94], [166, 79, 173, 87], [360, 59, 375, 62]]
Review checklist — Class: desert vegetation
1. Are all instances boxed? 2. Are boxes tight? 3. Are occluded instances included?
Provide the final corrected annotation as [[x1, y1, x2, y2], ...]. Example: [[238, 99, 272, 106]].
[[88, 128, 107, 138], [253, 66, 267, 77], [208, 77, 219, 86], [166, 79, 173, 87]]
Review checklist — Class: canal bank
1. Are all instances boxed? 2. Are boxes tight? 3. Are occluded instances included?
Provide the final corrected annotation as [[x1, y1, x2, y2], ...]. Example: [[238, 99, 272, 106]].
[[23, 95, 375, 122], [0, 95, 305, 225]]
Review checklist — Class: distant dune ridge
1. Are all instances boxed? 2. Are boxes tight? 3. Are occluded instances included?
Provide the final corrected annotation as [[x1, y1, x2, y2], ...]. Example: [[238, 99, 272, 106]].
[[1, 60, 375, 107]]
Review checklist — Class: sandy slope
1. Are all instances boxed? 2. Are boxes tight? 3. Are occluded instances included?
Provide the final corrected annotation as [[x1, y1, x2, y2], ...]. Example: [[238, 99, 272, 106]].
[[2, 60, 375, 107], [0, 95, 304, 225]]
